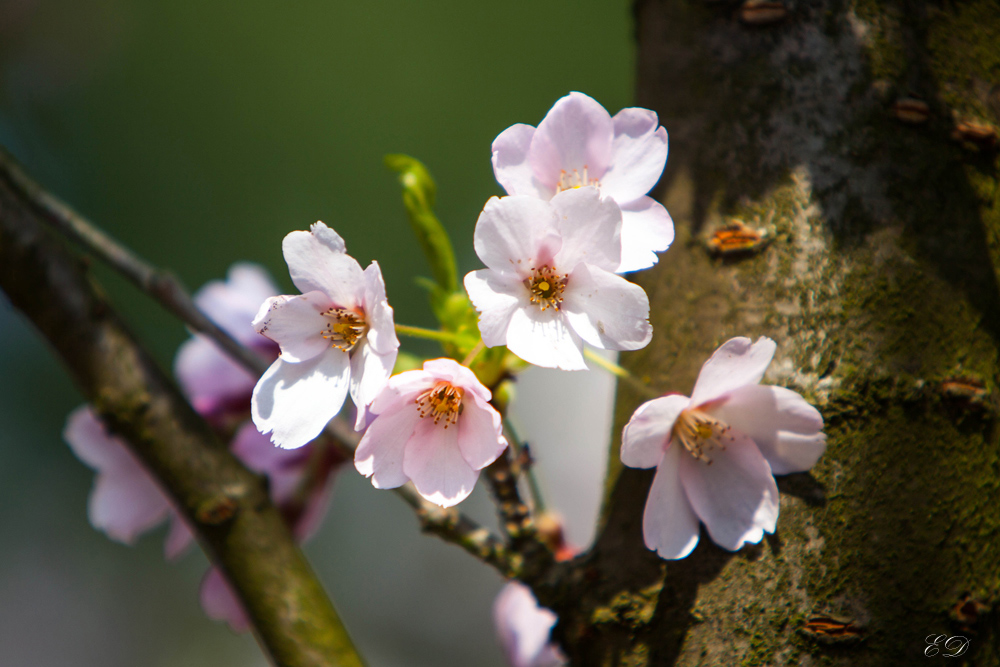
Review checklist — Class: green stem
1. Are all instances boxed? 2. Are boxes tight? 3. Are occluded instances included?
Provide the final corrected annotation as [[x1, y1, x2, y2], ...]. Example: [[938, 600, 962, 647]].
[[394, 323, 466, 344], [461, 340, 485, 367], [583, 348, 629, 377], [584, 348, 658, 399]]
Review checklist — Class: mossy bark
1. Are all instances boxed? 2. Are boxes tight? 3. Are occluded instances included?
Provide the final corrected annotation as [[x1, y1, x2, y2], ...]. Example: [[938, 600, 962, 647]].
[[546, 0, 1000, 664]]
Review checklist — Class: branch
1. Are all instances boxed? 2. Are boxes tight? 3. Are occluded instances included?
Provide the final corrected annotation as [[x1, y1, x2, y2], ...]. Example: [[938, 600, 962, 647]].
[[0, 165, 363, 667], [0, 147, 513, 577], [0, 146, 269, 377]]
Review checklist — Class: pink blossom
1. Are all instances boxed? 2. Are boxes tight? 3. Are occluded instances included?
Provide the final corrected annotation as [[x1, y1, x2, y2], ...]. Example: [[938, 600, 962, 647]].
[[464, 187, 652, 371], [494, 582, 566, 667], [62, 406, 194, 559], [354, 358, 507, 507], [230, 421, 340, 542], [200, 568, 251, 634], [492, 92, 673, 273], [174, 263, 280, 424], [252, 221, 399, 448], [620, 337, 826, 559]]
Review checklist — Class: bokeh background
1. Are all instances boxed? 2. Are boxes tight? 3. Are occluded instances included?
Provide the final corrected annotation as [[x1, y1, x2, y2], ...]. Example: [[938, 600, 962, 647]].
[[0, 2, 635, 665]]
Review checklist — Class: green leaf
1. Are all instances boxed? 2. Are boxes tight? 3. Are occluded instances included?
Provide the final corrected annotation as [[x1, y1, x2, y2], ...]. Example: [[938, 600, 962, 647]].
[[385, 154, 457, 295]]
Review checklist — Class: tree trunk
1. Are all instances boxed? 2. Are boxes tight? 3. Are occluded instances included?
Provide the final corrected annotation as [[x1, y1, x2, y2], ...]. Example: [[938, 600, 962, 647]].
[[550, 0, 1000, 664]]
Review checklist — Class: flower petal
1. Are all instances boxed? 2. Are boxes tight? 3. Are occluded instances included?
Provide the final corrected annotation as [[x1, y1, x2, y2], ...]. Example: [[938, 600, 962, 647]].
[[293, 470, 337, 543], [617, 197, 675, 273], [551, 187, 623, 273], [474, 196, 562, 277], [464, 270, 525, 347], [689, 337, 777, 406], [64, 406, 126, 470], [164, 516, 195, 560], [349, 338, 395, 425], [711, 385, 826, 475], [562, 264, 652, 352], [282, 222, 365, 308], [200, 568, 251, 634], [88, 463, 171, 545], [251, 349, 351, 449], [600, 108, 668, 203], [354, 402, 422, 489], [403, 418, 479, 507], [174, 336, 259, 414], [643, 445, 701, 559], [252, 292, 333, 363], [493, 582, 565, 667], [422, 358, 492, 403], [621, 395, 690, 469], [361, 261, 399, 356], [679, 432, 779, 551], [457, 391, 507, 471], [492, 123, 551, 199], [63, 408, 173, 545], [231, 420, 305, 480], [505, 306, 587, 371], [368, 369, 432, 416], [530, 92, 614, 189], [194, 263, 279, 343]]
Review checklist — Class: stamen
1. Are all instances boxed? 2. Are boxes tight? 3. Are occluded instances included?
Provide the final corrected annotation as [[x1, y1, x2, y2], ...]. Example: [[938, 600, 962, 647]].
[[525, 265, 567, 311], [415, 381, 465, 428], [672, 407, 736, 464], [555, 165, 600, 193], [321, 308, 368, 351]]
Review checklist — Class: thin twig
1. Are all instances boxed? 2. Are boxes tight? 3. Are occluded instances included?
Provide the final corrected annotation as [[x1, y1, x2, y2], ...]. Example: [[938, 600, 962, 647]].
[[502, 417, 546, 513], [0, 146, 269, 377]]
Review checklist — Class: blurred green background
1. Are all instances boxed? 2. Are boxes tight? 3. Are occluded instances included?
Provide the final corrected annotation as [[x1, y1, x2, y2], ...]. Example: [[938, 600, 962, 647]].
[[0, 1, 633, 664]]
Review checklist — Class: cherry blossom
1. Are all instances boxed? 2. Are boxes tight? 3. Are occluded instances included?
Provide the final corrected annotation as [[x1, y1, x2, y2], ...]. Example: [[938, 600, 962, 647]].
[[62, 406, 194, 559], [174, 263, 279, 425], [494, 582, 567, 667], [354, 358, 507, 507], [620, 337, 826, 559], [492, 91, 673, 273], [251, 221, 399, 448], [464, 187, 652, 371]]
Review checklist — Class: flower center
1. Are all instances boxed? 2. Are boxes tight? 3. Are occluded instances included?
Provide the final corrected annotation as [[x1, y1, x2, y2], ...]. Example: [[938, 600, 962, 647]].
[[415, 381, 465, 428], [525, 265, 567, 311], [555, 166, 600, 193], [321, 308, 368, 352], [672, 407, 735, 464]]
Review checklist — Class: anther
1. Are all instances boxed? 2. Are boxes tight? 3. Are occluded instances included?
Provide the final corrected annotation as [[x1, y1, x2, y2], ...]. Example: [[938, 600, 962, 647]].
[[525, 265, 567, 311], [415, 381, 465, 428], [555, 165, 600, 193], [321, 308, 368, 351]]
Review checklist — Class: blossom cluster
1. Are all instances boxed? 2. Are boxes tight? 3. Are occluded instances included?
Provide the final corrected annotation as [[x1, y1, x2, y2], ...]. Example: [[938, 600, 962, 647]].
[[64, 265, 343, 632], [61, 92, 826, 662]]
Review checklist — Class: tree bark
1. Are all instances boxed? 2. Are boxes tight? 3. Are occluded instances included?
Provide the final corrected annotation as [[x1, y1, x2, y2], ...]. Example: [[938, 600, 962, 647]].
[[548, 0, 1000, 664]]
